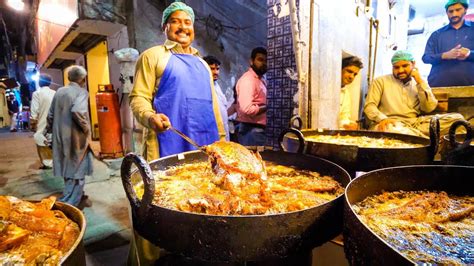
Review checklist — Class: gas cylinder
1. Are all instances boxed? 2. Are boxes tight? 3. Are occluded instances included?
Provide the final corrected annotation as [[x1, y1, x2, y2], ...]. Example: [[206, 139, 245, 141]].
[[96, 84, 124, 158]]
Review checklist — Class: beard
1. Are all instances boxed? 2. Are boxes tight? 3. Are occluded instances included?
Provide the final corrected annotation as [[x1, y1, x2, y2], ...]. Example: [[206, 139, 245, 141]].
[[449, 12, 465, 25], [251, 64, 267, 77], [395, 71, 412, 83]]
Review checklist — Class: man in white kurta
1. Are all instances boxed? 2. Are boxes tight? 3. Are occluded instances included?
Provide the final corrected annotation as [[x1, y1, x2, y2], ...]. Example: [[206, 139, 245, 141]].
[[364, 50, 465, 137], [30, 74, 55, 168], [339, 56, 363, 129]]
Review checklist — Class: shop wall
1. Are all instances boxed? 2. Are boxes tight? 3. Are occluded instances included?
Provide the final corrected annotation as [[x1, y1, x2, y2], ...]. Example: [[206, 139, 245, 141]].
[[130, 0, 267, 101], [407, 14, 447, 81], [85, 41, 111, 139], [107, 27, 130, 92]]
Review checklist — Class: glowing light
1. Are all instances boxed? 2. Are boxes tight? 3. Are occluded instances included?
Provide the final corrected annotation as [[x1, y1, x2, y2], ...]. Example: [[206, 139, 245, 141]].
[[37, 3, 78, 27], [7, 0, 24, 11], [31, 72, 40, 82]]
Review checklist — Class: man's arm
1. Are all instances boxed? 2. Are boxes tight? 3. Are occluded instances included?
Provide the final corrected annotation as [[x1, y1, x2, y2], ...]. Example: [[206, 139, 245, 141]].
[[45, 95, 56, 134], [363, 79, 388, 123], [458, 47, 474, 61], [30, 91, 40, 131], [422, 32, 444, 65], [130, 51, 159, 129], [71, 90, 91, 135]]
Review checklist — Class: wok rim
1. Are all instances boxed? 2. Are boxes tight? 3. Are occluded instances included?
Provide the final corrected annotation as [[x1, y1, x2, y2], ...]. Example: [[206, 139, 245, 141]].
[[285, 129, 431, 150], [130, 149, 350, 219], [344, 164, 474, 264]]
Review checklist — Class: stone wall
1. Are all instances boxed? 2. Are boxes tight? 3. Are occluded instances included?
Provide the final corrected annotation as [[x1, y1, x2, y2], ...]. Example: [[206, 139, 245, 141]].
[[80, 0, 127, 25]]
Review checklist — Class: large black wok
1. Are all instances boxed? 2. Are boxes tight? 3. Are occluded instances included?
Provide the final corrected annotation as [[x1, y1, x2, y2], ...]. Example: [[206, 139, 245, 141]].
[[440, 120, 473, 166], [279, 116, 439, 176], [343, 165, 474, 265], [121, 149, 351, 262]]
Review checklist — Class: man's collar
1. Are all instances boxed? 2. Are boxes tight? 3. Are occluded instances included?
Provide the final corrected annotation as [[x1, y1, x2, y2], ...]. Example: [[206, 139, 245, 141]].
[[68, 82, 82, 88], [164, 39, 200, 55], [391, 74, 412, 86], [442, 19, 472, 31], [248, 67, 265, 79]]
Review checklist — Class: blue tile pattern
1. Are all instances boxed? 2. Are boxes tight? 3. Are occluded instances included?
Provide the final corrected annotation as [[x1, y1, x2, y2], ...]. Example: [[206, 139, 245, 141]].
[[266, 0, 299, 148]]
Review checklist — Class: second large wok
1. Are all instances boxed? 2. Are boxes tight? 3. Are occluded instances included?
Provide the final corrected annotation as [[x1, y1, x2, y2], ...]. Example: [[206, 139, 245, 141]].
[[279, 117, 439, 176], [121, 149, 350, 262], [343, 165, 473, 265]]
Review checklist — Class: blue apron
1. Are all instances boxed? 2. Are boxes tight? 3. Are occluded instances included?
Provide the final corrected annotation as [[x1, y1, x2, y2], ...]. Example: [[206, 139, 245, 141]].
[[153, 54, 220, 157]]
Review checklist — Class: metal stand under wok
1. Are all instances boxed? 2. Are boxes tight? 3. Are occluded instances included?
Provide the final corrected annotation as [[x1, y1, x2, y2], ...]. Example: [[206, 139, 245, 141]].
[[120, 148, 351, 264]]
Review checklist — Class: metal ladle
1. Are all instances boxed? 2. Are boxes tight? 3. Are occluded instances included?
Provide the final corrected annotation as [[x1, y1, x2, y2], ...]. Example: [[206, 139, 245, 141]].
[[168, 126, 206, 152]]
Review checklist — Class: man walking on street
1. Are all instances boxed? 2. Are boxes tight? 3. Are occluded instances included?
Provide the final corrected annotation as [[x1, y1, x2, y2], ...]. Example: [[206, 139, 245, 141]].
[[31, 74, 55, 169], [46, 65, 93, 207], [7, 92, 19, 132]]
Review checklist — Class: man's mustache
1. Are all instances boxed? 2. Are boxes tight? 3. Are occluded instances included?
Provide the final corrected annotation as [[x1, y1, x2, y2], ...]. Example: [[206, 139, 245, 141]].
[[175, 30, 189, 35]]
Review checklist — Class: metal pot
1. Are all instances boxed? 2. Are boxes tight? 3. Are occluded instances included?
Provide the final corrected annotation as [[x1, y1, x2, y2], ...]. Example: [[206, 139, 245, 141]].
[[440, 120, 473, 165], [55, 201, 87, 266], [279, 116, 439, 176], [343, 165, 474, 265], [121, 149, 351, 262]]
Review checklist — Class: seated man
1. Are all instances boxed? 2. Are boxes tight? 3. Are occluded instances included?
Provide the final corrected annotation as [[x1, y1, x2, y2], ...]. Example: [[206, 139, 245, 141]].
[[364, 50, 465, 137], [340, 56, 363, 130]]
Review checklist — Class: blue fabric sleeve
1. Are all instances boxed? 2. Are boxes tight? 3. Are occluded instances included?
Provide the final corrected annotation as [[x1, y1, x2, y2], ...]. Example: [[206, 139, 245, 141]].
[[422, 32, 443, 65]]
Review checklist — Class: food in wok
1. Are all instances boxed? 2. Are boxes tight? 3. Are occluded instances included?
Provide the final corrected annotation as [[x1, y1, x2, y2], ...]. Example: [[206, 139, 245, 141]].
[[305, 134, 424, 148], [353, 190, 473, 265], [134, 141, 344, 215], [0, 196, 80, 265]]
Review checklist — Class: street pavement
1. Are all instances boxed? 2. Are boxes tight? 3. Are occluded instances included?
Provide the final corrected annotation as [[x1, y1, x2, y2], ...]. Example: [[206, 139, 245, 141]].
[[0, 128, 131, 265]]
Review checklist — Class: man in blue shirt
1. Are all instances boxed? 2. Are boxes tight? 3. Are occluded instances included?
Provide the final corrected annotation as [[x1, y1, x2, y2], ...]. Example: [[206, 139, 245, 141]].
[[422, 0, 474, 87]]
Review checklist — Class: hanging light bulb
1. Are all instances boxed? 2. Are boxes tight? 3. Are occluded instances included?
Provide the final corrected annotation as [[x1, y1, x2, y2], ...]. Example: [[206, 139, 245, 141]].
[[7, 0, 24, 11]]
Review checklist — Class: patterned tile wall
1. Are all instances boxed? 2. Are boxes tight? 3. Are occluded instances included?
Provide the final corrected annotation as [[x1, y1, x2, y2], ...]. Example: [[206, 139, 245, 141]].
[[266, 0, 299, 148]]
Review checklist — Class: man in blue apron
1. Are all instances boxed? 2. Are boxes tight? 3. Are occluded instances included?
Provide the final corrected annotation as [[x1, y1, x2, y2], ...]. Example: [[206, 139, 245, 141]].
[[129, 1, 225, 264]]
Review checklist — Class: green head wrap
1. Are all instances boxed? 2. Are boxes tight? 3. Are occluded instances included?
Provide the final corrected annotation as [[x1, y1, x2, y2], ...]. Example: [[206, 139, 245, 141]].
[[391, 50, 415, 64], [445, 0, 469, 10], [162, 1, 195, 28]]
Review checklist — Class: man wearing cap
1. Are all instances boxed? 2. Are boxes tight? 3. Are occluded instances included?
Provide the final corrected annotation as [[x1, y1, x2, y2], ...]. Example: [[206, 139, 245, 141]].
[[339, 56, 364, 130], [129, 1, 225, 264], [422, 0, 474, 87], [364, 50, 465, 137], [130, 1, 225, 162]]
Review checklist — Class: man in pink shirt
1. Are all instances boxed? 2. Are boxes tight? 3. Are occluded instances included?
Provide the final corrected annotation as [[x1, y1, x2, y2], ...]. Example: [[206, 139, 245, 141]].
[[236, 47, 267, 146]]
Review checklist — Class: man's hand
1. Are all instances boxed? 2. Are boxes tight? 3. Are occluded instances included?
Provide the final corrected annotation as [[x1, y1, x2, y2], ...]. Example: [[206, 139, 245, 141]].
[[457, 47, 471, 60], [442, 44, 462, 60], [343, 122, 358, 130], [30, 119, 38, 132], [148, 113, 171, 133], [411, 67, 424, 84], [378, 118, 397, 131]]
